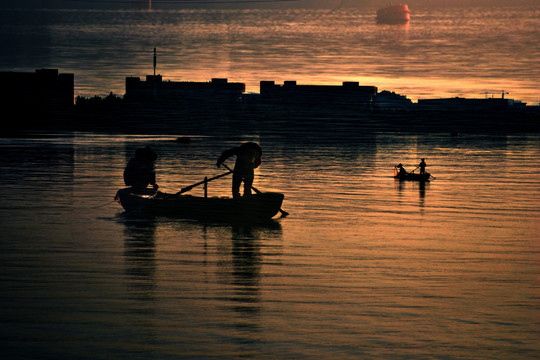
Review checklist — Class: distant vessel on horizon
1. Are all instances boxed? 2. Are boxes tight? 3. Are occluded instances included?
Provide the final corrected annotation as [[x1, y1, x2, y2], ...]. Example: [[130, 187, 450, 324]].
[[376, 4, 411, 24]]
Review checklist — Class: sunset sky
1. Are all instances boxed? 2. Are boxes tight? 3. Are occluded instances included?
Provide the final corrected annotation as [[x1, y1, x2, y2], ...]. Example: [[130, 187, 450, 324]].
[[2, 0, 538, 103], [5, 0, 539, 9]]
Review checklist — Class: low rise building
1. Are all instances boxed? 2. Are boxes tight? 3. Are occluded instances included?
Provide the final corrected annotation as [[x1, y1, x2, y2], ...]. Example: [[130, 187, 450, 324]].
[[258, 80, 377, 111], [0, 68, 74, 108], [417, 97, 526, 112], [124, 75, 245, 106]]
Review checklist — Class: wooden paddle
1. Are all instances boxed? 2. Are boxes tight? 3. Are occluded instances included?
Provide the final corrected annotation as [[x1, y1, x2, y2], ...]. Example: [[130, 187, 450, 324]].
[[177, 170, 232, 194], [411, 165, 435, 179], [221, 163, 289, 217]]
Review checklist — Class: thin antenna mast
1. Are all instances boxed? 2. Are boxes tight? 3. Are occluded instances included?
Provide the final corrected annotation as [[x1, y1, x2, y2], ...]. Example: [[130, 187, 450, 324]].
[[153, 47, 157, 76]]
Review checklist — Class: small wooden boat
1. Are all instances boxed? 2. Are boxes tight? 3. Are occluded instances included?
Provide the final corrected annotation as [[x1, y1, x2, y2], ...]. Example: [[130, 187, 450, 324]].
[[394, 172, 431, 182], [377, 4, 411, 24], [394, 166, 431, 181], [115, 188, 285, 221]]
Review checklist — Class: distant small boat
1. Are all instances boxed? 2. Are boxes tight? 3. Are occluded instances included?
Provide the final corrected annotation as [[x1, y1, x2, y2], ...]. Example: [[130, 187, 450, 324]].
[[377, 4, 411, 24], [394, 166, 431, 182], [115, 188, 285, 221]]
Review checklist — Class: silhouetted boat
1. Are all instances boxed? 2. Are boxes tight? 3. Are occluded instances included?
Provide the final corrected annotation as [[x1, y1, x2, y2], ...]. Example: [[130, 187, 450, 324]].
[[394, 168, 431, 182], [115, 188, 285, 221], [377, 4, 411, 24]]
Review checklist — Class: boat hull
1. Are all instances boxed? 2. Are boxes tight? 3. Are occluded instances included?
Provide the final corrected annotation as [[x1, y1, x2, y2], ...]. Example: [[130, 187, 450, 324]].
[[115, 188, 285, 221], [394, 172, 431, 182]]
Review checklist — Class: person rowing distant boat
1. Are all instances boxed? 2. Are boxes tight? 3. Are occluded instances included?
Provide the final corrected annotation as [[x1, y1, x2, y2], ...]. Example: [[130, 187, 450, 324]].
[[216, 142, 262, 199], [418, 158, 427, 175], [394, 161, 432, 182]]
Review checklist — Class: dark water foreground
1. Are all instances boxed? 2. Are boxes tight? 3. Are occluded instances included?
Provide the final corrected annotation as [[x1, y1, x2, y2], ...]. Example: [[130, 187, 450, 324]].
[[1, 131, 539, 359]]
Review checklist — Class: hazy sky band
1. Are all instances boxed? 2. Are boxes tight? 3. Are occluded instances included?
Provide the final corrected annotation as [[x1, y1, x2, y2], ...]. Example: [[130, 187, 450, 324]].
[[1, 2, 538, 104], [6, 0, 540, 9], [61, 0, 298, 3]]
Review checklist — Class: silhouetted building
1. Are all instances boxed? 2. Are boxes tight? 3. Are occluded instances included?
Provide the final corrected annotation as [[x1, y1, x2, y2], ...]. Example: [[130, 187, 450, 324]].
[[417, 97, 526, 112], [258, 80, 377, 112], [0, 69, 74, 129], [124, 75, 245, 106], [0, 68, 74, 108]]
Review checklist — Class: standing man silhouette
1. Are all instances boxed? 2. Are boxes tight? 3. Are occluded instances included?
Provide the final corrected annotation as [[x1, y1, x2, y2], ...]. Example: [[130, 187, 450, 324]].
[[419, 158, 427, 175], [216, 142, 262, 198]]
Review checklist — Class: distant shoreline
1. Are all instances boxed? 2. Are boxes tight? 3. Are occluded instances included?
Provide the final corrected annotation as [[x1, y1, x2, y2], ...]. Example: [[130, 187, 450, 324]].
[[2, 69, 538, 137], [4, 101, 539, 137]]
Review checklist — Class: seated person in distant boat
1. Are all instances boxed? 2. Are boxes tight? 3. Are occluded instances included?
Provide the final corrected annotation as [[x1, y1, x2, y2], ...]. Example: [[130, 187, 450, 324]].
[[396, 163, 407, 176], [124, 146, 159, 192], [418, 158, 427, 174], [216, 142, 262, 198]]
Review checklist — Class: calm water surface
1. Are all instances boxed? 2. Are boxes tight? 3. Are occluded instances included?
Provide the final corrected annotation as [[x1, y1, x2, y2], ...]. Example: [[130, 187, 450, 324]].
[[1, 6, 539, 103], [1, 131, 539, 359]]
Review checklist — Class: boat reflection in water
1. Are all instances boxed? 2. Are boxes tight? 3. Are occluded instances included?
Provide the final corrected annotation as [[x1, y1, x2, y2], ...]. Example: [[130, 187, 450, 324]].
[[376, 4, 411, 24]]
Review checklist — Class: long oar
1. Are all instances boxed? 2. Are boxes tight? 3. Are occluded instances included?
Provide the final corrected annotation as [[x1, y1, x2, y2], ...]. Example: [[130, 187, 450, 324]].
[[221, 163, 289, 217], [177, 170, 232, 194]]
